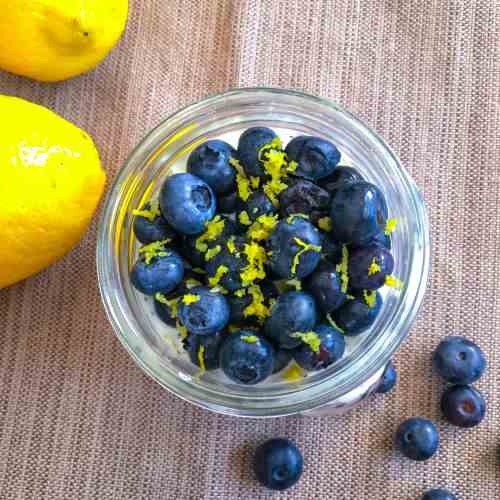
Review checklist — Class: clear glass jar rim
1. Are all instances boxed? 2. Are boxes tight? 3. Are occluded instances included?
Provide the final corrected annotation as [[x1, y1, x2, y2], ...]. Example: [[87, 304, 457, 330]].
[[97, 87, 431, 417]]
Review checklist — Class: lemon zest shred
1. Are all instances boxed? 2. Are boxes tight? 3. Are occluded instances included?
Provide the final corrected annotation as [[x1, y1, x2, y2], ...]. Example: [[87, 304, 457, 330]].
[[182, 294, 200, 305], [240, 242, 268, 287], [209, 285, 228, 294], [336, 245, 350, 293], [234, 288, 246, 298], [176, 320, 188, 339], [208, 265, 229, 287], [368, 258, 381, 276], [243, 285, 270, 322], [286, 213, 309, 224], [291, 331, 321, 353], [154, 292, 168, 304], [197, 345, 206, 371], [285, 278, 302, 291], [291, 237, 322, 275], [268, 298, 277, 308], [230, 157, 253, 201], [363, 290, 377, 308], [247, 213, 279, 241], [227, 237, 237, 254], [346, 294, 355, 300], [317, 216, 333, 232], [259, 140, 289, 207], [205, 245, 221, 261], [385, 275, 403, 289], [287, 160, 298, 173], [185, 278, 202, 289], [250, 176, 261, 189], [195, 215, 225, 253], [384, 218, 398, 235], [139, 240, 170, 265], [192, 267, 207, 275], [132, 201, 161, 222], [241, 335, 259, 344], [166, 298, 179, 318], [238, 210, 252, 226], [326, 313, 345, 334], [228, 324, 240, 333], [282, 361, 305, 382]]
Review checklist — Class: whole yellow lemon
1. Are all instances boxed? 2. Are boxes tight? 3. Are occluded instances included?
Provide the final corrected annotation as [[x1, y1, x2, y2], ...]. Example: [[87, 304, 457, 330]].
[[0, 96, 106, 288], [0, 0, 128, 82]]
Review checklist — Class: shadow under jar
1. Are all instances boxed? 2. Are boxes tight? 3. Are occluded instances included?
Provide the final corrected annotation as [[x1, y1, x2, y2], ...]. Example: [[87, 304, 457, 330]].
[[97, 88, 430, 418]]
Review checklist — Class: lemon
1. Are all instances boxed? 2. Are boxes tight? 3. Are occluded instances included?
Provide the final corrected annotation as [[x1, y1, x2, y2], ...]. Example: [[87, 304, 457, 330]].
[[0, 95, 106, 289], [0, 0, 128, 82]]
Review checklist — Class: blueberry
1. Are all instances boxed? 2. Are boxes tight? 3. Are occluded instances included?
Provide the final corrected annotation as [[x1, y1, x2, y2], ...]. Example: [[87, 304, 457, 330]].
[[285, 136, 340, 180], [272, 348, 293, 374], [278, 179, 330, 222], [441, 385, 486, 428], [268, 217, 322, 279], [330, 181, 388, 245], [154, 295, 177, 326], [320, 232, 342, 264], [160, 173, 216, 235], [236, 191, 275, 230], [376, 360, 397, 394], [253, 438, 303, 491], [133, 202, 177, 244], [305, 261, 346, 314], [187, 140, 236, 195], [421, 489, 457, 500], [238, 127, 278, 177], [259, 279, 279, 300], [217, 190, 239, 214], [348, 243, 394, 290], [130, 247, 184, 296], [219, 330, 274, 384], [293, 323, 345, 371], [395, 417, 439, 461], [333, 292, 382, 336], [182, 330, 225, 370], [179, 235, 206, 268], [432, 336, 486, 384], [317, 166, 364, 196], [264, 291, 317, 349], [177, 286, 230, 336], [227, 293, 253, 324], [369, 228, 392, 250]]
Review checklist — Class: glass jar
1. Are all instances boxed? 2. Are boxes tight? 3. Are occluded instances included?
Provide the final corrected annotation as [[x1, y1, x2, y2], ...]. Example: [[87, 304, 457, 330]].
[[97, 88, 430, 418]]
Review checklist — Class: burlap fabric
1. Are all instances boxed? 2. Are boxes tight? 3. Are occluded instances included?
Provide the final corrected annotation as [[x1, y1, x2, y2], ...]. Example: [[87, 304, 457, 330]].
[[1, 1, 499, 498]]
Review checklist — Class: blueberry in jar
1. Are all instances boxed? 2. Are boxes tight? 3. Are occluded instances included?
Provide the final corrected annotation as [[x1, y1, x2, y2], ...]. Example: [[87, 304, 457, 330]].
[[421, 489, 457, 500], [264, 291, 317, 349], [333, 291, 382, 336], [154, 294, 178, 326], [317, 165, 364, 196], [272, 348, 293, 374], [441, 385, 486, 428], [130, 243, 184, 296], [305, 261, 347, 314], [376, 360, 397, 394], [253, 438, 303, 491], [160, 173, 216, 235], [395, 417, 439, 461], [278, 179, 330, 222], [348, 243, 394, 290], [330, 181, 388, 246], [285, 135, 340, 180], [238, 127, 278, 177], [320, 232, 342, 264], [187, 139, 236, 195], [268, 217, 322, 279], [236, 190, 276, 230], [133, 202, 177, 245], [182, 330, 225, 370], [293, 323, 345, 371], [217, 190, 239, 214], [177, 286, 230, 336], [432, 336, 486, 384], [369, 228, 392, 250], [219, 330, 274, 385]]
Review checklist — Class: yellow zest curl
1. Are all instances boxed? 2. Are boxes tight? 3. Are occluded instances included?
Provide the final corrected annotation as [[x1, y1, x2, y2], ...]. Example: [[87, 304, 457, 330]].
[[291, 237, 322, 276], [240, 242, 268, 287], [205, 245, 221, 261], [243, 284, 270, 322], [384, 218, 398, 235], [247, 213, 279, 241], [230, 157, 253, 201], [326, 313, 345, 334], [368, 258, 381, 276], [363, 290, 377, 308], [336, 244, 349, 293], [238, 210, 252, 226], [286, 213, 309, 224], [132, 201, 161, 222], [241, 335, 259, 344], [317, 216, 333, 232], [182, 294, 200, 305], [250, 176, 260, 189], [197, 345, 206, 372], [285, 278, 302, 291], [282, 361, 305, 381], [385, 275, 403, 289], [139, 240, 170, 265], [208, 265, 229, 287], [227, 237, 237, 254], [291, 331, 321, 353], [195, 215, 225, 253]]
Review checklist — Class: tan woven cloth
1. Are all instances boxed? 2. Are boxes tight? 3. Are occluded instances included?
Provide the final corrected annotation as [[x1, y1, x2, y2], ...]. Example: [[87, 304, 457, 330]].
[[1, 1, 499, 498]]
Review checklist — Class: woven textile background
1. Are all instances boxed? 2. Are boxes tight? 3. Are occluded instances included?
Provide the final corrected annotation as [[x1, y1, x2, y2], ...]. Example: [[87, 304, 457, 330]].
[[1, 1, 500, 499]]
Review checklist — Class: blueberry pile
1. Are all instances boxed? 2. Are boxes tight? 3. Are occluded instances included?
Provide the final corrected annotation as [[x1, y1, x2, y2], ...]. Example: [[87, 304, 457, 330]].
[[130, 127, 402, 385]]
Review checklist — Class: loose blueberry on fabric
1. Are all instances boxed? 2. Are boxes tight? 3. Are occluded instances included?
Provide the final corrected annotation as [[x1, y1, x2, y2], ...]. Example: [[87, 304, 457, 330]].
[[187, 139, 236, 195], [177, 286, 229, 336], [133, 202, 177, 244], [421, 489, 457, 500], [330, 181, 388, 245], [238, 127, 278, 177], [130, 246, 184, 296], [285, 135, 340, 180], [395, 417, 439, 461], [376, 360, 397, 394], [253, 438, 303, 491], [160, 173, 216, 235], [219, 330, 274, 385], [182, 330, 225, 370], [432, 336, 486, 384], [348, 243, 394, 290], [441, 385, 486, 428], [334, 292, 382, 336], [264, 291, 317, 349], [267, 217, 322, 279], [293, 323, 346, 371]]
